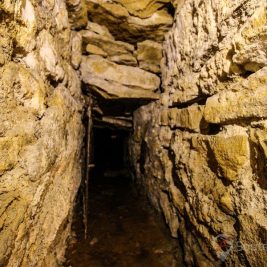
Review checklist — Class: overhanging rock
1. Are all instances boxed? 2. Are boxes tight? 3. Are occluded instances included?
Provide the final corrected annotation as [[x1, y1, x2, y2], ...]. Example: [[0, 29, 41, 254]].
[[80, 55, 160, 100]]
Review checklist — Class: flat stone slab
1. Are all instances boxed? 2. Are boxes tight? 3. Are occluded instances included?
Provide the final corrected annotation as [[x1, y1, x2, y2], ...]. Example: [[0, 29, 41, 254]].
[[80, 55, 160, 100]]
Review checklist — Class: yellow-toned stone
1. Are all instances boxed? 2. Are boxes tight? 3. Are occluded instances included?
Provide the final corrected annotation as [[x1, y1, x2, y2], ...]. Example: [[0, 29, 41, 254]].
[[239, 5, 267, 40], [81, 56, 160, 100], [2, 63, 47, 117], [204, 68, 267, 124], [159, 192, 179, 238], [81, 55, 160, 90], [67, 0, 88, 29], [15, 0, 37, 52], [170, 185, 185, 214], [136, 40, 162, 73], [82, 30, 134, 56], [87, 1, 173, 43], [238, 214, 267, 267], [219, 192, 234, 213], [0, 1, 84, 266], [163, 105, 205, 132], [160, 109, 169, 126], [0, 137, 26, 175], [233, 7, 267, 72], [251, 122, 267, 158], [38, 30, 65, 81], [114, 0, 170, 18], [209, 131, 250, 182], [71, 31, 82, 69], [101, 2, 130, 18], [0, 0, 15, 13], [0, 26, 12, 66], [108, 54, 137, 66], [86, 44, 108, 56], [86, 22, 114, 39]]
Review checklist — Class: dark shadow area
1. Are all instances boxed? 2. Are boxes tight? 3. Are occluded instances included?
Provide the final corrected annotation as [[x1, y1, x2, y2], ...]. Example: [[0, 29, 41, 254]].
[[64, 126, 184, 267], [93, 127, 130, 177], [82, 84, 156, 118]]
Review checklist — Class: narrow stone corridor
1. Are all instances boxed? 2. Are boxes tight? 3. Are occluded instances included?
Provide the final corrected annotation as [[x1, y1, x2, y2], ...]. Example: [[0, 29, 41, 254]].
[[64, 128, 184, 267], [1, 1, 267, 266]]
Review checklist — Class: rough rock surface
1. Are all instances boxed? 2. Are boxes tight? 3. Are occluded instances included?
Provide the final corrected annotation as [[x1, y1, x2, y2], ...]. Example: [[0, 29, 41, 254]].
[[113, 0, 171, 18], [87, 0, 173, 43], [80, 1, 174, 127], [67, 0, 88, 29], [136, 40, 163, 73], [80, 55, 160, 99], [3, 0, 267, 266], [0, 1, 84, 266], [77, 0, 174, 127], [130, 1, 267, 266], [82, 29, 134, 56]]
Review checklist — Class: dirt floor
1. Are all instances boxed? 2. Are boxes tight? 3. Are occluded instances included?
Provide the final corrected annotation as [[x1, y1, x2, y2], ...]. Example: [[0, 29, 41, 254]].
[[64, 173, 185, 267]]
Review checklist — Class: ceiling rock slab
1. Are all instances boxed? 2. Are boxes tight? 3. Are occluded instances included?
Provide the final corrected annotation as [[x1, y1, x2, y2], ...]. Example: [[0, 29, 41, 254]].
[[80, 55, 160, 100], [86, 0, 173, 43], [113, 0, 171, 18], [82, 22, 137, 66]]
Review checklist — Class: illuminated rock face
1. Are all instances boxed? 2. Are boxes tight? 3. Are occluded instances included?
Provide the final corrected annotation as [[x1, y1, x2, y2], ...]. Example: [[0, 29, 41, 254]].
[[129, 1, 267, 266], [0, 0, 171, 266], [80, 56, 160, 99], [0, 1, 84, 266], [1, 0, 267, 266]]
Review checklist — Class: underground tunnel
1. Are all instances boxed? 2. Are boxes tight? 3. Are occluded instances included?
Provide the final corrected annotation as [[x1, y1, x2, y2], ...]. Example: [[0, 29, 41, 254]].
[[64, 124, 184, 266], [1, 1, 267, 267]]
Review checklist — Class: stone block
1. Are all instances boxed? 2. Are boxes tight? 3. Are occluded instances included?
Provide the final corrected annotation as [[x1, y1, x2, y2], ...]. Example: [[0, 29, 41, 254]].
[[208, 127, 250, 182]]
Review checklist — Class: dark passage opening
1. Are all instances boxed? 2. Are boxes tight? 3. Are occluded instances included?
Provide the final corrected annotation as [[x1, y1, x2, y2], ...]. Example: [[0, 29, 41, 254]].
[[93, 127, 130, 178], [64, 125, 184, 267]]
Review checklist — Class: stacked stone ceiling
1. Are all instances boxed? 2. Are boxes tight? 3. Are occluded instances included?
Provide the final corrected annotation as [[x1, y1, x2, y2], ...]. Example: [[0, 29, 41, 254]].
[[68, 0, 175, 129], [87, 0, 174, 43]]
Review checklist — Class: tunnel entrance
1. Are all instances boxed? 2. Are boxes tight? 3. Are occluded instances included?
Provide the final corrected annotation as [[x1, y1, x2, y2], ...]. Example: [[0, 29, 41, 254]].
[[64, 122, 184, 267], [93, 127, 130, 179]]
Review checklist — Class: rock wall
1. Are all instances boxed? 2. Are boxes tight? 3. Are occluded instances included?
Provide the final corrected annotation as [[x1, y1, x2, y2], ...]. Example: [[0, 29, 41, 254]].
[[130, 1, 267, 266], [0, 1, 84, 266]]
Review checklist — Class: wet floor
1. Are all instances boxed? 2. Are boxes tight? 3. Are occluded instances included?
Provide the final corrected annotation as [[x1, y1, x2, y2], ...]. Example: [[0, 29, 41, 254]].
[[64, 173, 185, 267]]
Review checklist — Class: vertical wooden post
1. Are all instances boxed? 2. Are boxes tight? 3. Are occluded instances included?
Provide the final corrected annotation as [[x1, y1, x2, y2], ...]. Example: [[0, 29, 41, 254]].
[[83, 97, 93, 239]]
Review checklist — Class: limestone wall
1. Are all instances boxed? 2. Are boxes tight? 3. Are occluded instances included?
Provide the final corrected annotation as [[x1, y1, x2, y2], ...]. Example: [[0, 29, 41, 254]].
[[130, 1, 267, 266], [0, 1, 84, 266], [78, 0, 174, 128]]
